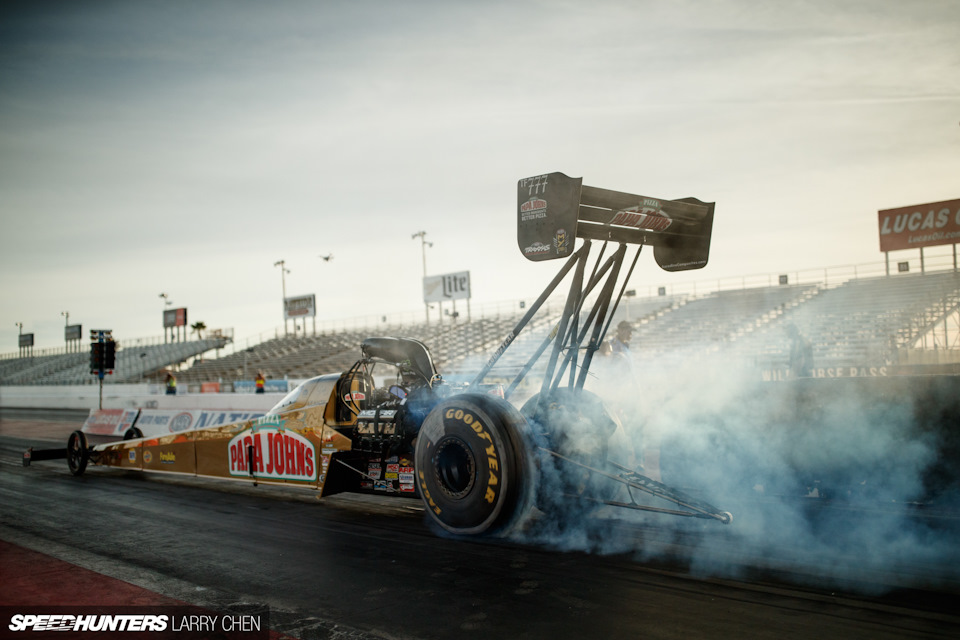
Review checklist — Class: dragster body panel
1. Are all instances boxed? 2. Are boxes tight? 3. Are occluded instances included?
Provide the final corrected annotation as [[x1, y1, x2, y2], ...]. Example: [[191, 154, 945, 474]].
[[89, 376, 354, 495]]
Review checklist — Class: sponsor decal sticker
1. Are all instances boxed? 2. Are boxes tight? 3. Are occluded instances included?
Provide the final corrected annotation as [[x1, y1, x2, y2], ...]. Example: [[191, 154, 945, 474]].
[[524, 241, 551, 256], [159, 452, 176, 465], [143, 451, 153, 464], [520, 197, 548, 222], [227, 425, 317, 481], [609, 199, 673, 232], [128, 450, 137, 463], [553, 228, 568, 254]]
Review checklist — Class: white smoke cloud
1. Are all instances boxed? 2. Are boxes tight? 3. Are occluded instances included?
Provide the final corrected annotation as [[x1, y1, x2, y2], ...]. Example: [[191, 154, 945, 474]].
[[509, 352, 960, 593]]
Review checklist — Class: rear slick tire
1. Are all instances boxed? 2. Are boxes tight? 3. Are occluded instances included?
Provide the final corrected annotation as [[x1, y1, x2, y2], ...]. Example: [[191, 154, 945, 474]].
[[415, 394, 532, 536]]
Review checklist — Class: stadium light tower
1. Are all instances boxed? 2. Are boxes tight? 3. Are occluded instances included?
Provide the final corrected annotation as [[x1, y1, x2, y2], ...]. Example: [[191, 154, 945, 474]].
[[159, 293, 173, 342], [274, 260, 291, 336], [412, 231, 433, 324], [61, 311, 69, 352]]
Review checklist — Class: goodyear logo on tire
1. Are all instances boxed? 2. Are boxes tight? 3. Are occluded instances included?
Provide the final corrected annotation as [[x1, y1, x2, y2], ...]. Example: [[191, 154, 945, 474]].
[[444, 408, 500, 504]]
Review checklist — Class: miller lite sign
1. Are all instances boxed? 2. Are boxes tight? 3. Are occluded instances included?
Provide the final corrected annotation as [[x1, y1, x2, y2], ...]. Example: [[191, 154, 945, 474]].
[[423, 271, 471, 303]]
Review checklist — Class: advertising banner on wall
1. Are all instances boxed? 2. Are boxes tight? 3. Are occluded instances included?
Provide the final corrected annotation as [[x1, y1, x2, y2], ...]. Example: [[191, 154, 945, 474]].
[[878, 198, 960, 252], [423, 271, 471, 303], [84, 409, 269, 438], [234, 379, 289, 394], [284, 294, 316, 319], [18, 333, 34, 348], [133, 409, 266, 436], [81, 409, 140, 436]]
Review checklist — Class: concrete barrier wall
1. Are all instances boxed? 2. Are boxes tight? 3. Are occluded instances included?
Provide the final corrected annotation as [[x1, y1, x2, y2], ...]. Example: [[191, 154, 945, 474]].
[[0, 384, 282, 412]]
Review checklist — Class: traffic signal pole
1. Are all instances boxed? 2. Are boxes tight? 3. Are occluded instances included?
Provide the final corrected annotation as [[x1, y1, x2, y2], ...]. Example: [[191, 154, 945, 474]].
[[89, 329, 115, 410]]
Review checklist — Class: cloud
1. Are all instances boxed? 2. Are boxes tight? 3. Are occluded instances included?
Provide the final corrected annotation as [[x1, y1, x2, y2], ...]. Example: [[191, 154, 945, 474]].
[[2, 1, 959, 350]]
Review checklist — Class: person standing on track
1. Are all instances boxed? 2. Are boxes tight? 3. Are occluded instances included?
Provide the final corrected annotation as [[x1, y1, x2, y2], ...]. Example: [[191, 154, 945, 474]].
[[255, 370, 266, 394]]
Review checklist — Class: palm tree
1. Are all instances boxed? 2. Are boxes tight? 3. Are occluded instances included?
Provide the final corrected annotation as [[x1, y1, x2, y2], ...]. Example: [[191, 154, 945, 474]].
[[190, 321, 207, 340]]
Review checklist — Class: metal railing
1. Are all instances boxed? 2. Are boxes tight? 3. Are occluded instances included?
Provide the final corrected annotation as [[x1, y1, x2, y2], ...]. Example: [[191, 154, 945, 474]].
[[4, 253, 957, 361]]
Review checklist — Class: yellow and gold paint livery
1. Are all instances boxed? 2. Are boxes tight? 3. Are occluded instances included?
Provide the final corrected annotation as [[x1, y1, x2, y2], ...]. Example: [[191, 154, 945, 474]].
[[91, 374, 354, 496]]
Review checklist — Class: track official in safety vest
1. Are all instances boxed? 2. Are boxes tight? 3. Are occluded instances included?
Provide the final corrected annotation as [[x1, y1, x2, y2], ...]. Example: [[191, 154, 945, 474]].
[[255, 371, 265, 394], [165, 372, 177, 395]]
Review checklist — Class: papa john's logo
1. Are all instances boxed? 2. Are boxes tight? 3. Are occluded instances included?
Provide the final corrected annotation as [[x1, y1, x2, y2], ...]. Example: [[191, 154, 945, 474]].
[[610, 198, 672, 232], [228, 425, 316, 481]]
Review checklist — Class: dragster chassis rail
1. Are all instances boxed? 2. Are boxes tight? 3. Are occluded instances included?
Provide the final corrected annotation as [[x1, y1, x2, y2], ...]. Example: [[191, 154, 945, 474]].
[[541, 449, 732, 523]]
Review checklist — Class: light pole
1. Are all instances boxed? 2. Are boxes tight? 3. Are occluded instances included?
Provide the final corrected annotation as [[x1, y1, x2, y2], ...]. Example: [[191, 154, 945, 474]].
[[61, 311, 69, 352], [412, 231, 432, 324], [274, 260, 290, 336], [15, 322, 23, 358]]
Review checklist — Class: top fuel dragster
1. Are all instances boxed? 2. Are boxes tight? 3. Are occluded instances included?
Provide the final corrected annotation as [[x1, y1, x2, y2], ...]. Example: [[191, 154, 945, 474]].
[[24, 172, 730, 536]]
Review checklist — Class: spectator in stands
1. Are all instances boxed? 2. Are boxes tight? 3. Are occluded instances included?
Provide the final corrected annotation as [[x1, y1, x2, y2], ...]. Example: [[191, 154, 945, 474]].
[[165, 372, 177, 395], [255, 370, 265, 394], [611, 321, 633, 360], [787, 324, 813, 378]]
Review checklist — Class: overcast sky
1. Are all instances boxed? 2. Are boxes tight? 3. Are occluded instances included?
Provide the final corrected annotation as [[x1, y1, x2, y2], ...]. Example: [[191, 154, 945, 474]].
[[2, 0, 958, 353]]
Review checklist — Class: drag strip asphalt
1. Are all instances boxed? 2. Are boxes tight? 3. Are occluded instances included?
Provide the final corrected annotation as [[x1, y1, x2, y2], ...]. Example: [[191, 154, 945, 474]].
[[1, 419, 958, 639]]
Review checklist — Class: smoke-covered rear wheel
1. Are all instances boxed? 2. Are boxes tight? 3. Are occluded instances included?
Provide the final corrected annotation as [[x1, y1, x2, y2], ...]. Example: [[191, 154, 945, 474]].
[[415, 394, 532, 536], [521, 388, 630, 507], [67, 430, 89, 476]]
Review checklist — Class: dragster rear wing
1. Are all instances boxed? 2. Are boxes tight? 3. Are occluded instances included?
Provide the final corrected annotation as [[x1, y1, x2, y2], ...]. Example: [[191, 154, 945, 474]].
[[517, 172, 715, 271]]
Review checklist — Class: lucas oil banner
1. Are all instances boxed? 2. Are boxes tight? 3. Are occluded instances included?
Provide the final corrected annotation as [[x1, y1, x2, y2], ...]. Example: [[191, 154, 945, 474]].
[[878, 199, 960, 252]]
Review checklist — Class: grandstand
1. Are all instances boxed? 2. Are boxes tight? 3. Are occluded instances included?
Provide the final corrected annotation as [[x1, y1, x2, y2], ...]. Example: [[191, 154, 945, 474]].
[[173, 313, 551, 386], [3, 269, 958, 388], [0, 336, 231, 386], [741, 271, 960, 373]]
